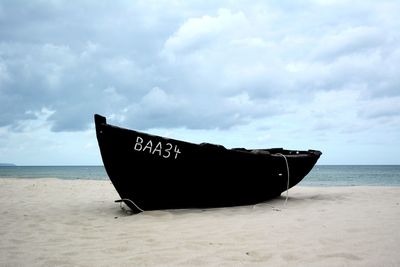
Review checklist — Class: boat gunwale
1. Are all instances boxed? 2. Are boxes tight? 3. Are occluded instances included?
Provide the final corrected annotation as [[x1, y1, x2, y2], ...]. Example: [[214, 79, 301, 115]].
[[95, 114, 321, 159]]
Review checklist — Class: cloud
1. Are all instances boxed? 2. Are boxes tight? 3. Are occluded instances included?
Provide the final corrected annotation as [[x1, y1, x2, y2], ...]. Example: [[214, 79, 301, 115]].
[[0, 0, 399, 137], [0, 61, 10, 85], [162, 9, 248, 60], [312, 26, 384, 62], [359, 96, 400, 120]]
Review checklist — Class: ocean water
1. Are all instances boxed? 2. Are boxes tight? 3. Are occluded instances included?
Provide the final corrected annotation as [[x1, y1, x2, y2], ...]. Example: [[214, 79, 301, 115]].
[[0, 165, 399, 186], [0, 166, 108, 180], [300, 165, 400, 186]]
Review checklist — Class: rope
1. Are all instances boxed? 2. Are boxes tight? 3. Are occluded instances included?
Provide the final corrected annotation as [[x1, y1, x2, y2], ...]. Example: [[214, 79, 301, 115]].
[[277, 153, 290, 205], [119, 198, 145, 213]]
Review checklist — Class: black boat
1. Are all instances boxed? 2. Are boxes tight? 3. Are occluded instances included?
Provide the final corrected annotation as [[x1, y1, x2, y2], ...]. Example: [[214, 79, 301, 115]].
[[94, 114, 321, 212]]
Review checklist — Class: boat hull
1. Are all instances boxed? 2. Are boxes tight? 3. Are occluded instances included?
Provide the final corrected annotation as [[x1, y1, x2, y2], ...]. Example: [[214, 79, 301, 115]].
[[94, 114, 322, 212]]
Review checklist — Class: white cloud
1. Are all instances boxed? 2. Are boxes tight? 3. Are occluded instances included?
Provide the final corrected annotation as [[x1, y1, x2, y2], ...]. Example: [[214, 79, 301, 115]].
[[0, 0, 400, 164], [359, 96, 400, 120], [312, 26, 384, 61], [162, 9, 248, 60]]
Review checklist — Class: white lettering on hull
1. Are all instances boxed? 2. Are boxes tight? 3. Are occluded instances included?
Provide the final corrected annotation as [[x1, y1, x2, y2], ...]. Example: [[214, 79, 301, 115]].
[[134, 136, 181, 159]]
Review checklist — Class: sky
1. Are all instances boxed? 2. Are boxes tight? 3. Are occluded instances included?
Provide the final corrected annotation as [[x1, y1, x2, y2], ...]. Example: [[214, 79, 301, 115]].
[[0, 0, 399, 165]]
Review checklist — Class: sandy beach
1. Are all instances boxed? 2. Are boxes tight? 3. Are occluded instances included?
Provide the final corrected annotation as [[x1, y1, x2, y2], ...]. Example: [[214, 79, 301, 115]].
[[0, 178, 399, 266]]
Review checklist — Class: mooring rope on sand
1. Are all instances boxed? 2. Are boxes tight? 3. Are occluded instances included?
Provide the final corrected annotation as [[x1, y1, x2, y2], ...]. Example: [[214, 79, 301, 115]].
[[118, 198, 144, 213], [277, 153, 290, 205], [253, 153, 291, 211]]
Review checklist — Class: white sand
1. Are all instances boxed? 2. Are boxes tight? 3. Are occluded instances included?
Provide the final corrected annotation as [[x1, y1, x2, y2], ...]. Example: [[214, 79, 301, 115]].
[[0, 178, 399, 267]]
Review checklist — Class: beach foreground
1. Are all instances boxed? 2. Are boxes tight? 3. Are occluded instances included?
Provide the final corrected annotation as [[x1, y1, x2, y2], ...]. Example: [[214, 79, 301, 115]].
[[0, 178, 399, 266]]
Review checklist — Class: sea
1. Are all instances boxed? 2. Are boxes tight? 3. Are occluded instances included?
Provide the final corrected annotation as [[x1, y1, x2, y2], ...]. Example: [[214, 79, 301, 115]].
[[0, 165, 399, 186]]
